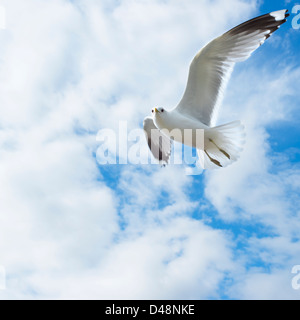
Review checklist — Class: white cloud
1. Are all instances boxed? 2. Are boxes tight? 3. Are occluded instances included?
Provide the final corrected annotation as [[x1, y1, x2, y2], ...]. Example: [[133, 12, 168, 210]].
[[1, 0, 300, 300], [229, 270, 299, 300], [205, 65, 300, 228], [204, 61, 300, 298], [11, 217, 234, 300]]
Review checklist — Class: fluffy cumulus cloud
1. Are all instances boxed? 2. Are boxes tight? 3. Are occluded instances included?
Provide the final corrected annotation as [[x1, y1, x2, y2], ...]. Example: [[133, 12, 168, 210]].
[[0, 0, 300, 300], [204, 61, 300, 299]]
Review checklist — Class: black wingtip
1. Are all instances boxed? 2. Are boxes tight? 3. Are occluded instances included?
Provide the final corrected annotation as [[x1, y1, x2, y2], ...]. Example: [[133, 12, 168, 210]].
[[284, 9, 290, 18]]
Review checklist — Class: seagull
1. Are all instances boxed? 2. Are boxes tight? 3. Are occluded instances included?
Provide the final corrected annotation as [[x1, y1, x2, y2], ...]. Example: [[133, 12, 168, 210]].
[[144, 10, 289, 169]]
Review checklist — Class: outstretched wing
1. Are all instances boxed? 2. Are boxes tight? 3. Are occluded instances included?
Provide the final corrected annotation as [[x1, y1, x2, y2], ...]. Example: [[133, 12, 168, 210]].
[[143, 117, 172, 165], [175, 9, 289, 127]]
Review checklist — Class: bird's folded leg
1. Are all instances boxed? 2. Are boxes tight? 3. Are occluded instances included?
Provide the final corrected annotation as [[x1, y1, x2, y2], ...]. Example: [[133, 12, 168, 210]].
[[209, 139, 231, 160], [205, 150, 223, 168]]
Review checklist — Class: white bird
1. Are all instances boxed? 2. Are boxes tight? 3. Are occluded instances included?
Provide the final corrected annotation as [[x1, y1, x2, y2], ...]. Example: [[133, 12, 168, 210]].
[[144, 9, 289, 169]]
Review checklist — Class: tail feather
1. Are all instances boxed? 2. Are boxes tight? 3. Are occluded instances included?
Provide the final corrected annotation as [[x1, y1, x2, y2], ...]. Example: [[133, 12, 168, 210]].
[[198, 121, 245, 170]]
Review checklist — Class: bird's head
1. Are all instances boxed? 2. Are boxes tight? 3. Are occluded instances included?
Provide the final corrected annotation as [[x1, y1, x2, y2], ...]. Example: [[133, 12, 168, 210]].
[[151, 107, 166, 119]]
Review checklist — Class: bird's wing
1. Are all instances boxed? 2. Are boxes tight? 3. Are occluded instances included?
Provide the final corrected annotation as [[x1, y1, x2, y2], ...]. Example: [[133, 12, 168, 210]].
[[175, 9, 289, 127], [143, 117, 172, 165]]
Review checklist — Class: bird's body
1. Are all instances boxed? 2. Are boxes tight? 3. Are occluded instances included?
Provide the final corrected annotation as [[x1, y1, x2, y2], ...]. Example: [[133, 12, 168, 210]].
[[153, 109, 208, 148], [144, 9, 289, 169]]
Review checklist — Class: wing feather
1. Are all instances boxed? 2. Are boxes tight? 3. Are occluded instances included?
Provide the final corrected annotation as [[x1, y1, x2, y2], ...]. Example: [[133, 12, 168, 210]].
[[143, 117, 172, 165], [175, 9, 289, 127]]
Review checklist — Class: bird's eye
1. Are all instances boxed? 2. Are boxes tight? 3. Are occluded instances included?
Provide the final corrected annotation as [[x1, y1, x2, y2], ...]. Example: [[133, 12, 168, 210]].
[[152, 110, 154, 113], [161, 109, 164, 113]]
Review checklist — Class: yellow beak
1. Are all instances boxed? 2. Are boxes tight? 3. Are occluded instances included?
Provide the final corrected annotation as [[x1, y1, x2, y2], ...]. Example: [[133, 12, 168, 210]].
[[154, 108, 159, 113]]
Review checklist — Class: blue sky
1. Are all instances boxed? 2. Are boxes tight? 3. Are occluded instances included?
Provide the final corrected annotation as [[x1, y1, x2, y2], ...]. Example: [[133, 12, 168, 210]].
[[0, 0, 300, 300]]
